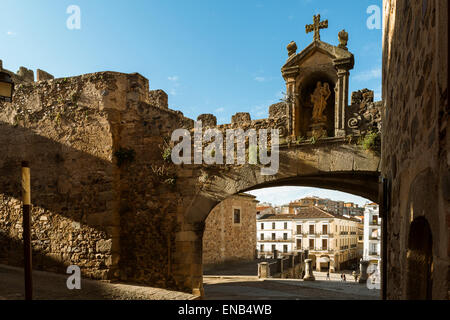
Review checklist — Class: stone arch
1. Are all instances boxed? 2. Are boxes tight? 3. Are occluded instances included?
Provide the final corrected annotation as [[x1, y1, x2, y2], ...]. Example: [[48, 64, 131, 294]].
[[173, 142, 380, 295], [406, 217, 433, 300]]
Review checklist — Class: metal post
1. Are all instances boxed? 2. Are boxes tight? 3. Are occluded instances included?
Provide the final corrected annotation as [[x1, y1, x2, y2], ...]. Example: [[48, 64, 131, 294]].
[[21, 161, 32, 300]]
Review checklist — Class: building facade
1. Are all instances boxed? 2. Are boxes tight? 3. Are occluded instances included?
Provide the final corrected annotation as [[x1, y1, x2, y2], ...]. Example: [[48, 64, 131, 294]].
[[256, 216, 295, 256], [202, 193, 258, 266], [363, 204, 381, 268], [257, 207, 362, 272]]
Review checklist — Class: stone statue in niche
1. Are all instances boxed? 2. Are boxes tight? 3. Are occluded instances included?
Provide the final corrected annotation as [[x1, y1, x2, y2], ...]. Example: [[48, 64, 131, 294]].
[[311, 81, 331, 123], [307, 81, 331, 139]]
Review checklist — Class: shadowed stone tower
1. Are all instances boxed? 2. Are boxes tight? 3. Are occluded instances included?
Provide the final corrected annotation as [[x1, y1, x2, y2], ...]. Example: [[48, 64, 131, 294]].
[[282, 15, 354, 139]]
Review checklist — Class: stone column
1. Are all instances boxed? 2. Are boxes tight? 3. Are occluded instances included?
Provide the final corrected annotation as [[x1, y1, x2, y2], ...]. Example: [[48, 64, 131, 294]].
[[258, 262, 270, 279], [359, 260, 370, 283], [286, 77, 297, 137], [334, 68, 350, 137], [330, 258, 336, 273], [303, 259, 315, 281], [172, 223, 205, 297]]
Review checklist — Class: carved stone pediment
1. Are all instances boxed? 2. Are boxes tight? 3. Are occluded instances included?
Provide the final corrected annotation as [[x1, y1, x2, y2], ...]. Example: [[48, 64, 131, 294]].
[[282, 41, 354, 79]]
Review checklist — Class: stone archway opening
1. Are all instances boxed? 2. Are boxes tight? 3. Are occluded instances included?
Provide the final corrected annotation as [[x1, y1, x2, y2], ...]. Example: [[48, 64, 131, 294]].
[[406, 217, 433, 300], [198, 184, 380, 299]]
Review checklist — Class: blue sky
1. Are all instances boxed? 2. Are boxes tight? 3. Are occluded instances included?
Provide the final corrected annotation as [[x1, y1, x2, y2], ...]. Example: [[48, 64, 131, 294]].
[[0, 0, 381, 205], [1, 0, 382, 123]]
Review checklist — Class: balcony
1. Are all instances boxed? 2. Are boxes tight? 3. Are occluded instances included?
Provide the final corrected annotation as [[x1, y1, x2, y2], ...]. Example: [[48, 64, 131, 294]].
[[315, 232, 333, 237], [369, 251, 380, 256], [308, 247, 333, 253], [369, 221, 381, 226], [259, 237, 293, 243], [369, 236, 381, 241], [297, 232, 334, 237]]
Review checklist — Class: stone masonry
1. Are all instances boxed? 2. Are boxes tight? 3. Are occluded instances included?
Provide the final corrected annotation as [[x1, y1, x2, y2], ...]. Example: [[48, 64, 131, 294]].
[[382, 0, 448, 299], [203, 193, 257, 267]]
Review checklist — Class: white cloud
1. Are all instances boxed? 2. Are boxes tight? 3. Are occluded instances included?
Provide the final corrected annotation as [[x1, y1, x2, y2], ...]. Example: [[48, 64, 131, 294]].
[[247, 187, 370, 207], [168, 76, 179, 82], [254, 76, 266, 82], [6, 31, 16, 36], [353, 68, 382, 82], [215, 107, 225, 113], [169, 89, 177, 96]]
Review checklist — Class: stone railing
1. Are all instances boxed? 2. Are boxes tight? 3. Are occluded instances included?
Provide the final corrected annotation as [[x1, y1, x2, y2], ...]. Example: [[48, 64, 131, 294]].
[[258, 252, 305, 279]]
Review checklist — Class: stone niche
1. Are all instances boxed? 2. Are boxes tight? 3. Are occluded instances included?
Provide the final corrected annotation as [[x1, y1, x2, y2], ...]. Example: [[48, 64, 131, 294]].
[[282, 40, 354, 138]]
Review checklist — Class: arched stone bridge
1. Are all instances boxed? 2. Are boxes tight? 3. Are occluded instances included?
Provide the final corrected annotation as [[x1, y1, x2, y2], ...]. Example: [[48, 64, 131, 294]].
[[175, 137, 380, 295]]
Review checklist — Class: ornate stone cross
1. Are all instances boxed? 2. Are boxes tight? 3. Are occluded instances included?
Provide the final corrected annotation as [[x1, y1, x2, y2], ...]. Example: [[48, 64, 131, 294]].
[[305, 14, 328, 41]]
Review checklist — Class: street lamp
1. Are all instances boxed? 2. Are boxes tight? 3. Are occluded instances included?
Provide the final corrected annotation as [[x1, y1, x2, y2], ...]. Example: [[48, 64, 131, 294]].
[[0, 71, 14, 102]]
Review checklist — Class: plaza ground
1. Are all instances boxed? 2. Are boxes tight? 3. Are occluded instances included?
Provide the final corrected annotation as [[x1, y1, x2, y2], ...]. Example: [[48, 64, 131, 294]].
[[0, 264, 196, 300], [203, 261, 380, 300]]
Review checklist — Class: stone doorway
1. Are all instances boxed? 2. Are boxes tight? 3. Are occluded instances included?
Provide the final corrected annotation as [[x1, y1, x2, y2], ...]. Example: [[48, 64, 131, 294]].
[[406, 217, 433, 300]]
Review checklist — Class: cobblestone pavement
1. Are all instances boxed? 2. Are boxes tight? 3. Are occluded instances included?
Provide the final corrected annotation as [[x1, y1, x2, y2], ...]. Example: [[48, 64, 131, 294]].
[[203, 275, 380, 300], [0, 264, 197, 300]]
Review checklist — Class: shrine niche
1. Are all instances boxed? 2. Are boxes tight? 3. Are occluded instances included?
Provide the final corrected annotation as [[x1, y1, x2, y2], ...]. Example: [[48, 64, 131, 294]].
[[281, 15, 354, 138]]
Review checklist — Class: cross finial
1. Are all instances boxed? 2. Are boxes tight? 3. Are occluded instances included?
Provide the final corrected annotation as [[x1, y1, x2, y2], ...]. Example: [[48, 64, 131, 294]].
[[305, 14, 328, 42]]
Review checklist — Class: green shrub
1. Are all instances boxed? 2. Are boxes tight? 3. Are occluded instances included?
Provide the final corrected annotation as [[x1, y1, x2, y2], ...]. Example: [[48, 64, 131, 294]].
[[360, 131, 381, 152]]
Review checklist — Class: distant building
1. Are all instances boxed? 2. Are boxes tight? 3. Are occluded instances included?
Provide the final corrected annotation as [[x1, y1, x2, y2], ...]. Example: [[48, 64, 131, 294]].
[[256, 203, 276, 217], [203, 193, 258, 266], [363, 203, 381, 269], [289, 196, 364, 216], [256, 207, 362, 272]]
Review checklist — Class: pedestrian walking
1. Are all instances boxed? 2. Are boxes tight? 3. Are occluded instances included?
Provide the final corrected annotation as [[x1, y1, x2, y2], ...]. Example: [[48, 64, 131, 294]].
[[326, 271, 330, 280]]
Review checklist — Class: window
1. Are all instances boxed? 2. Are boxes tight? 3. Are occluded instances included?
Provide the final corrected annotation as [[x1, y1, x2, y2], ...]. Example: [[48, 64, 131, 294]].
[[322, 224, 328, 234], [283, 245, 288, 253], [260, 244, 264, 252], [309, 239, 315, 249], [233, 209, 241, 224], [283, 233, 288, 240], [272, 233, 276, 240], [261, 223, 264, 230], [272, 222, 276, 229], [272, 245, 276, 252], [284, 222, 288, 229], [296, 224, 302, 234], [297, 239, 302, 249], [322, 239, 328, 250], [309, 224, 315, 234], [260, 234, 264, 241]]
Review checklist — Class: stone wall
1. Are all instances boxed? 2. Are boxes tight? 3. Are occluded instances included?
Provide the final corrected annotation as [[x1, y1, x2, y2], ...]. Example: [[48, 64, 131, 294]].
[[0, 70, 194, 288], [202, 194, 257, 266], [382, 0, 448, 299]]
